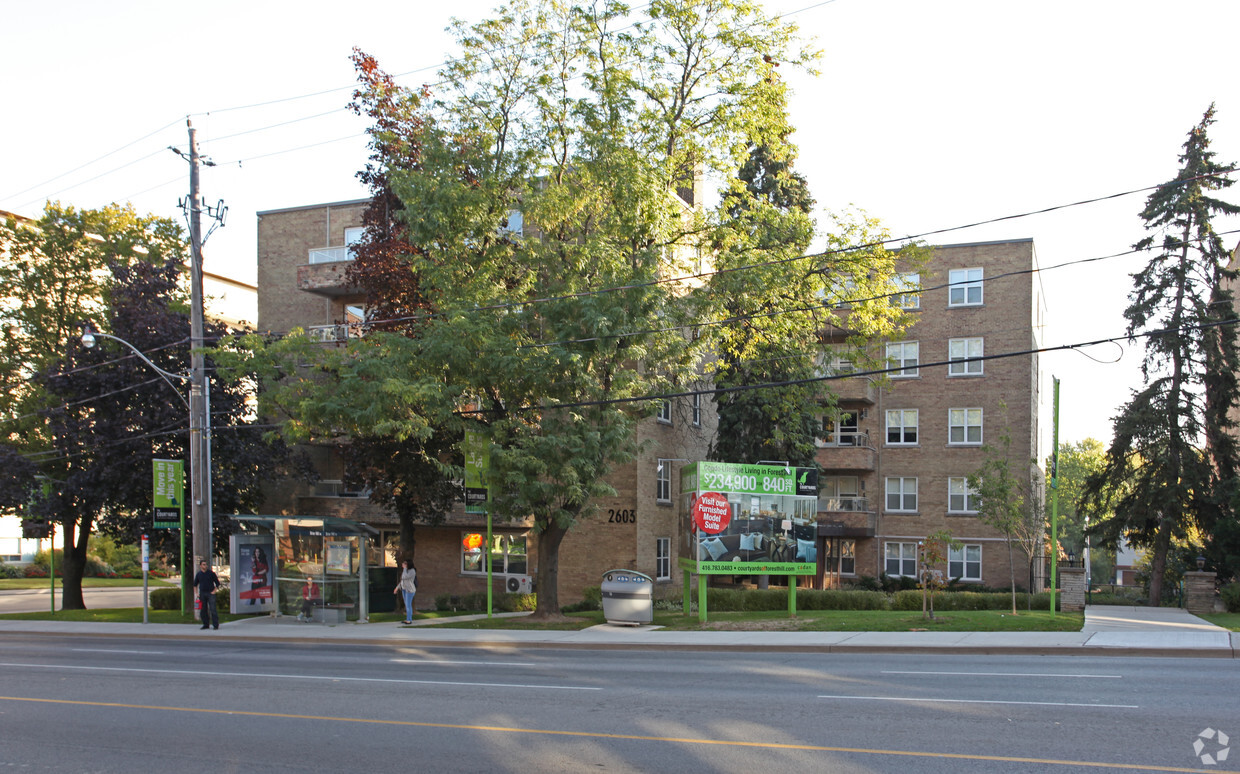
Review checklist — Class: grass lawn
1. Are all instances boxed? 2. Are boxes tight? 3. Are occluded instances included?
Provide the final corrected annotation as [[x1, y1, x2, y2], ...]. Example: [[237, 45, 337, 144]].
[[1201, 612, 1240, 631], [429, 608, 1084, 633], [0, 577, 177, 590], [0, 608, 235, 625]]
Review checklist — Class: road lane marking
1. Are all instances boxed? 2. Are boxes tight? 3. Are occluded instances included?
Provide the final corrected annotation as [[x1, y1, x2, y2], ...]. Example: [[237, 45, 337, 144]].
[[72, 649, 165, 655], [882, 670, 1123, 679], [0, 695, 1206, 773], [819, 694, 1138, 708], [390, 659, 537, 667], [0, 662, 597, 691]]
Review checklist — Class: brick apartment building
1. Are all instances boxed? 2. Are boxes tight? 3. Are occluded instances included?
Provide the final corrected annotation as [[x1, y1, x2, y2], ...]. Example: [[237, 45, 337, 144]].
[[258, 199, 1045, 600], [255, 199, 713, 607], [816, 238, 1045, 590]]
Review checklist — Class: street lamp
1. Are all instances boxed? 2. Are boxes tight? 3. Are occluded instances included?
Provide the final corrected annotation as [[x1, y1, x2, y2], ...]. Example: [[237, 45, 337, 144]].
[[80, 328, 212, 582]]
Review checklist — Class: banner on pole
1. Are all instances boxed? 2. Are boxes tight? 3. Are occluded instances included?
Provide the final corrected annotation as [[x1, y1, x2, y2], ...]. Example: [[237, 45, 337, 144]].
[[153, 459, 184, 529]]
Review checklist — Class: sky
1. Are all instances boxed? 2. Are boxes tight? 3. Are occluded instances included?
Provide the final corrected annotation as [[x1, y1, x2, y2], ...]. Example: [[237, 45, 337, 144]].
[[3, 0, 1239, 450]]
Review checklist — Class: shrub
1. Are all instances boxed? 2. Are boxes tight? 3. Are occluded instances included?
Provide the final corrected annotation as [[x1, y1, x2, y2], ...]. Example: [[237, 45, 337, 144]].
[[1221, 583, 1240, 613], [798, 590, 890, 611], [891, 590, 1053, 612], [23, 564, 48, 578], [150, 588, 181, 610], [0, 563, 24, 579], [495, 592, 536, 612]]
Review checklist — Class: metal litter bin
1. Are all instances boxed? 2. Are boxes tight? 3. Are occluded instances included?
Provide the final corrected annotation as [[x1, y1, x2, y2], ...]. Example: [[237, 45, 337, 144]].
[[601, 569, 653, 624]]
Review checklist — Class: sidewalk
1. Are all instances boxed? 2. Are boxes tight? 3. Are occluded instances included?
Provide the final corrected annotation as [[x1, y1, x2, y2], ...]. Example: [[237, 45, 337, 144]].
[[0, 606, 1235, 658]]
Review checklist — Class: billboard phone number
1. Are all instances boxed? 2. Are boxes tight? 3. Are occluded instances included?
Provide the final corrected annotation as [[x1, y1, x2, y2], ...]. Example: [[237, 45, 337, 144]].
[[699, 472, 793, 494]]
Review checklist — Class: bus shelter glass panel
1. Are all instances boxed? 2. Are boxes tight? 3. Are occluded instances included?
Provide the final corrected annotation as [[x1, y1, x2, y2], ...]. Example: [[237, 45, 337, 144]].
[[276, 518, 365, 622]]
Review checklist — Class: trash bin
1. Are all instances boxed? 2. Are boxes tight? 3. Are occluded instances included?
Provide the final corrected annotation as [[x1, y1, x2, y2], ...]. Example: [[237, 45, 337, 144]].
[[601, 569, 654, 624]]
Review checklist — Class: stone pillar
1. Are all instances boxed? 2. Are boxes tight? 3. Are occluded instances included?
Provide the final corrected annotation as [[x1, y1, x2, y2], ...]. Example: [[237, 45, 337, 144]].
[[1183, 571, 1217, 615], [1059, 567, 1086, 612]]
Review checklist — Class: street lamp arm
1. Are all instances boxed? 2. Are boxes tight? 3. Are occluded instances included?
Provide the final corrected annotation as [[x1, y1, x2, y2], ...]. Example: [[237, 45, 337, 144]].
[[81, 330, 191, 409]]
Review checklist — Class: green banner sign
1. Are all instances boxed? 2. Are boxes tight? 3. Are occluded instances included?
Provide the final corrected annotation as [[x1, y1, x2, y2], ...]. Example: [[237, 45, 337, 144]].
[[463, 431, 489, 514], [152, 459, 183, 529]]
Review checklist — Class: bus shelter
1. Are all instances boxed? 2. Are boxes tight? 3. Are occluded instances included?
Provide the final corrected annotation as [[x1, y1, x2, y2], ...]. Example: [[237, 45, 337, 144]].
[[679, 462, 819, 622], [229, 516, 378, 623]]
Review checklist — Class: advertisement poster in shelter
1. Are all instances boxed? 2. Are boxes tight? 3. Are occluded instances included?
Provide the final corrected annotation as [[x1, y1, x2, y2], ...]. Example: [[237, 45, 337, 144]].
[[678, 461, 819, 576], [230, 533, 276, 613]]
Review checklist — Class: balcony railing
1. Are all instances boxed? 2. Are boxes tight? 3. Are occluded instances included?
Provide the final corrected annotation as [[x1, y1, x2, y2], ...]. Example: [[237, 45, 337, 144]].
[[308, 246, 352, 264], [817, 430, 869, 448], [819, 496, 870, 513]]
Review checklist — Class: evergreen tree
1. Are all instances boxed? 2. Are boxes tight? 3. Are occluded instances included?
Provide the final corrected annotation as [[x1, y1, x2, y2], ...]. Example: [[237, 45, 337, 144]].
[[1083, 105, 1240, 603]]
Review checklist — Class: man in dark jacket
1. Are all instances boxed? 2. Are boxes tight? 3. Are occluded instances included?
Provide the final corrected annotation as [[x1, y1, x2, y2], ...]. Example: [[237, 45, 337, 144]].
[[193, 560, 221, 630]]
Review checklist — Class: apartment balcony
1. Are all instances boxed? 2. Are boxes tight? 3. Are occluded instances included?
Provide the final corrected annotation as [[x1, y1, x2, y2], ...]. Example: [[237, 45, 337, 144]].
[[815, 432, 877, 471], [815, 509, 878, 538], [827, 375, 877, 404], [297, 248, 359, 297]]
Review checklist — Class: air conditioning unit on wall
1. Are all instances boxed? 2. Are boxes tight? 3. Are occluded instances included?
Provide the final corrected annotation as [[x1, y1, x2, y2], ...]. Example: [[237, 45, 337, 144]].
[[505, 574, 533, 594]]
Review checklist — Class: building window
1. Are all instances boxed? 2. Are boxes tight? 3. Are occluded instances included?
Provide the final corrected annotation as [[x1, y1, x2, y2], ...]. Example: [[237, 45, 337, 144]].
[[822, 411, 861, 447], [948, 337, 984, 376], [657, 400, 672, 424], [691, 393, 702, 426], [949, 544, 982, 581], [949, 267, 983, 306], [656, 460, 672, 503], [949, 408, 983, 445], [948, 476, 979, 513], [885, 476, 917, 512], [820, 475, 863, 512], [825, 539, 856, 576], [886, 409, 918, 445], [886, 341, 919, 377], [344, 226, 365, 247], [885, 542, 918, 577], [656, 537, 671, 580], [461, 533, 527, 575], [894, 272, 920, 309]]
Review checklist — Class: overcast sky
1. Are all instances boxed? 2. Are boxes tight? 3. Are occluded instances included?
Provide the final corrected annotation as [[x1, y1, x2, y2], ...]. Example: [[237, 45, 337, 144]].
[[3, 0, 1238, 449]]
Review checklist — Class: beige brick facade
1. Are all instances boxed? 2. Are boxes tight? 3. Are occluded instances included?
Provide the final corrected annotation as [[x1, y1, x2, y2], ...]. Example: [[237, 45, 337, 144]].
[[816, 239, 1044, 590]]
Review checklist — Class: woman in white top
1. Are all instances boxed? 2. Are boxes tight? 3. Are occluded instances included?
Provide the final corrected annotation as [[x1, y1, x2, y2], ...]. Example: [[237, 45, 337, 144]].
[[394, 560, 417, 624]]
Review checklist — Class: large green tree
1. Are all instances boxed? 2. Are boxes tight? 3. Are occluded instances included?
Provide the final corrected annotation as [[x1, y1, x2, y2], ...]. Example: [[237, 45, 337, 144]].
[[0, 204, 284, 608], [1083, 105, 1240, 604], [1051, 439, 1113, 582], [335, 0, 817, 617]]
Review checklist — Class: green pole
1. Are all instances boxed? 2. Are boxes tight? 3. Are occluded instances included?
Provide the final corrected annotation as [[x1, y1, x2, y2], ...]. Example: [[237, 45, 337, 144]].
[[697, 568, 708, 623], [1050, 377, 1061, 616], [485, 507, 493, 619], [49, 527, 54, 615], [180, 476, 188, 616]]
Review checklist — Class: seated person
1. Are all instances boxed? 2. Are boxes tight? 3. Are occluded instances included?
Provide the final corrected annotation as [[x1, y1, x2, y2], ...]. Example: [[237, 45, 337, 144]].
[[298, 576, 320, 622]]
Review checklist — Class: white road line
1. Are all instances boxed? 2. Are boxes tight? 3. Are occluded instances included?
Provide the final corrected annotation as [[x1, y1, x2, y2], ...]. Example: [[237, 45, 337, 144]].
[[882, 670, 1123, 679], [71, 649, 165, 655], [390, 659, 537, 667], [0, 662, 599, 691], [819, 694, 1138, 709]]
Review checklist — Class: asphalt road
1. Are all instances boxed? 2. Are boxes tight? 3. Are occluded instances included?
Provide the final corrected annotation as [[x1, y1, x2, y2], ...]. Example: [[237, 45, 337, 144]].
[[0, 585, 159, 614], [0, 634, 1236, 773]]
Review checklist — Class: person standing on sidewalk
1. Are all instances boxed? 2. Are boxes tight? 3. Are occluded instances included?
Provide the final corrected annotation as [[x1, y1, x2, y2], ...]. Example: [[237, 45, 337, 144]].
[[193, 560, 221, 630], [394, 560, 417, 624]]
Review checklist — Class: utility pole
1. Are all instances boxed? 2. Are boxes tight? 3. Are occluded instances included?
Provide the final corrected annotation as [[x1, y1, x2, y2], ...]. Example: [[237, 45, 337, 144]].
[[184, 119, 214, 573]]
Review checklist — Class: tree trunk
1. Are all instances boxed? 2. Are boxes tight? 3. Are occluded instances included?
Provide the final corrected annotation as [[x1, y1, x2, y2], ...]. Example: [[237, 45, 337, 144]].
[[1007, 539, 1017, 614], [529, 520, 568, 620], [60, 519, 89, 610], [1147, 519, 1172, 606], [398, 514, 416, 563]]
